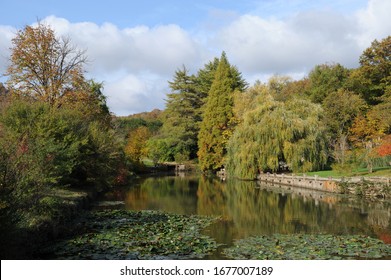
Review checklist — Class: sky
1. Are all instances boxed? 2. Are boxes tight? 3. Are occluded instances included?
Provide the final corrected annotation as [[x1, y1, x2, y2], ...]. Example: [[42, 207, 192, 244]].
[[0, 0, 390, 116]]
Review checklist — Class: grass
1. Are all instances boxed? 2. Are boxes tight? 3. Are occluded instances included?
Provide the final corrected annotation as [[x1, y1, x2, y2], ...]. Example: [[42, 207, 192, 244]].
[[305, 166, 391, 178]]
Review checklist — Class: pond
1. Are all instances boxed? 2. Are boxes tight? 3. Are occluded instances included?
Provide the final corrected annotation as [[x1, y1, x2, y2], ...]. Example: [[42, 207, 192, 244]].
[[97, 174, 391, 259]]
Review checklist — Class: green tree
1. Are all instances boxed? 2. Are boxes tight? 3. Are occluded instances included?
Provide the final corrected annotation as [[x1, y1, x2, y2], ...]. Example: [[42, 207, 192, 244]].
[[227, 91, 327, 179], [197, 52, 246, 171], [159, 66, 202, 160], [307, 63, 350, 103], [146, 138, 172, 165], [233, 82, 267, 122], [322, 89, 367, 166], [0, 99, 122, 206], [369, 86, 391, 134], [354, 36, 391, 104], [323, 89, 367, 137], [195, 56, 248, 105], [196, 57, 220, 102]]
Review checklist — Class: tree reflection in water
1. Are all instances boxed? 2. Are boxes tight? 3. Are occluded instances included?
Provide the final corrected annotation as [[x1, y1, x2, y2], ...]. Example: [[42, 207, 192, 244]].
[[114, 175, 391, 246]]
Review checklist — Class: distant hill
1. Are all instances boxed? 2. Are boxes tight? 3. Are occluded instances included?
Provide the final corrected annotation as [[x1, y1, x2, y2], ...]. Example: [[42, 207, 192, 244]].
[[124, 109, 163, 121], [113, 109, 163, 141]]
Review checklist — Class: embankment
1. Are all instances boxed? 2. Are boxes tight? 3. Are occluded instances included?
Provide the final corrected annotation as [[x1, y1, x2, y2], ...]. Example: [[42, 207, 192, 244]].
[[257, 173, 391, 199], [0, 188, 95, 259]]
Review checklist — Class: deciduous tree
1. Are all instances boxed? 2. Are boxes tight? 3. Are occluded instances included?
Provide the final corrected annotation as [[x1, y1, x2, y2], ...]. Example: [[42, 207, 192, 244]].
[[227, 91, 327, 179], [376, 135, 391, 157], [6, 22, 87, 106], [125, 126, 151, 163], [307, 63, 350, 103], [349, 115, 383, 173], [322, 89, 367, 165], [358, 36, 391, 104], [346, 36, 391, 105]]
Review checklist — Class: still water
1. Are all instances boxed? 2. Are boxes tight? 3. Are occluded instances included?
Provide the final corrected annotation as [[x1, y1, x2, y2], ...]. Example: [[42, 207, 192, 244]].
[[101, 174, 391, 258]]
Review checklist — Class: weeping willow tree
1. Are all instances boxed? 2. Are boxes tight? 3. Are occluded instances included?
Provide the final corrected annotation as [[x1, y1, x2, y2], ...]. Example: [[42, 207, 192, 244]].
[[227, 92, 327, 179]]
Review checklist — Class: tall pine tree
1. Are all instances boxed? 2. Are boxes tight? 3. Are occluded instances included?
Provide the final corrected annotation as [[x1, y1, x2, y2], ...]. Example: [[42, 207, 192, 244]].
[[159, 66, 201, 160], [198, 52, 245, 171], [196, 56, 248, 105]]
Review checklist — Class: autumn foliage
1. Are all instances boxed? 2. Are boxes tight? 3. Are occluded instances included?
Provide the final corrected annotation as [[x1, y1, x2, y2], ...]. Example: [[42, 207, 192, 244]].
[[6, 22, 87, 106], [377, 135, 391, 157]]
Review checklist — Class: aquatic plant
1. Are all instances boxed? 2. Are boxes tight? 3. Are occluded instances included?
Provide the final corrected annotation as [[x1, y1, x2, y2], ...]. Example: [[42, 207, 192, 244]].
[[43, 210, 218, 259], [223, 234, 391, 260]]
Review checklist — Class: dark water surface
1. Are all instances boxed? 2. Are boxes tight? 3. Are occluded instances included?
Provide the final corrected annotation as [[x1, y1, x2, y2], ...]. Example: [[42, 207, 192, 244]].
[[100, 174, 391, 259]]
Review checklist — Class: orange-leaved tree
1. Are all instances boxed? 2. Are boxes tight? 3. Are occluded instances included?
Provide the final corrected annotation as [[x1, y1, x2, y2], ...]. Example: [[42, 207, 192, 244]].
[[376, 135, 391, 157]]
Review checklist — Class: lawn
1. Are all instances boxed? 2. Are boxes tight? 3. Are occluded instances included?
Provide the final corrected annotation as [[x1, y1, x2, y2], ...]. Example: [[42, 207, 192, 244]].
[[305, 166, 391, 178]]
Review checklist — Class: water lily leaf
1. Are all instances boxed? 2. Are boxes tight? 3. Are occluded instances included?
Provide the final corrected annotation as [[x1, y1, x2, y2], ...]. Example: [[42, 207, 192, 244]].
[[223, 234, 391, 260], [44, 209, 219, 259]]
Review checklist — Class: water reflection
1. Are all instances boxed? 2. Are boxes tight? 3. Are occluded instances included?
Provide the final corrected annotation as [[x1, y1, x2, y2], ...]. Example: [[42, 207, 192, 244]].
[[114, 175, 391, 246]]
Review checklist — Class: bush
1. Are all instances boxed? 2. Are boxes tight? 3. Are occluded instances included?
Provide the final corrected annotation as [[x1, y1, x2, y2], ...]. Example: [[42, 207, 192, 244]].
[[0, 99, 123, 219]]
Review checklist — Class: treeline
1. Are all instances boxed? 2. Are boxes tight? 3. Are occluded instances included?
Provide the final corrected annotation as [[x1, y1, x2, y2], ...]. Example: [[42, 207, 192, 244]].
[[130, 36, 391, 179]]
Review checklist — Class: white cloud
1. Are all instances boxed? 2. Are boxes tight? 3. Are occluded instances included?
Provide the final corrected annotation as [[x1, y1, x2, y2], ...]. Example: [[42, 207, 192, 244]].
[[38, 16, 205, 115], [1, 1, 391, 115], [0, 25, 16, 77], [42, 16, 203, 76], [215, 10, 360, 77], [104, 73, 168, 116], [355, 0, 391, 48]]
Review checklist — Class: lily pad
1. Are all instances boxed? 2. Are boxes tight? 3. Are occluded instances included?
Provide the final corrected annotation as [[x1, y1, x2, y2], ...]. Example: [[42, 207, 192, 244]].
[[223, 234, 391, 260], [43, 209, 218, 259]]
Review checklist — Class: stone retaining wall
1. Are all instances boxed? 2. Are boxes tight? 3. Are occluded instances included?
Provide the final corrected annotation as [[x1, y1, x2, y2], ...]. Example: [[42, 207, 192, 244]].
[[257, 173, 390, 198]]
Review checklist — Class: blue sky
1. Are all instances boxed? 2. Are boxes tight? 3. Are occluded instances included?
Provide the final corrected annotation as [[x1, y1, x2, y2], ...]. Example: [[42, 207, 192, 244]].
[[1, 0, 390, 115], [1, 0, 367, 29], [1, 1, 249, 28]]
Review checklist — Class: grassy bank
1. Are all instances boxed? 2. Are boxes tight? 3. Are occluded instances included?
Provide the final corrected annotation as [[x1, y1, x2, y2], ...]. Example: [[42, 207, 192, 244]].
[[305, 166, 391, 178]]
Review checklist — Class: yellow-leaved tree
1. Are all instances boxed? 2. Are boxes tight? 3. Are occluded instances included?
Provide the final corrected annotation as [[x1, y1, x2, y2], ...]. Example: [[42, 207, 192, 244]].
[[125, 127, 151, 163]]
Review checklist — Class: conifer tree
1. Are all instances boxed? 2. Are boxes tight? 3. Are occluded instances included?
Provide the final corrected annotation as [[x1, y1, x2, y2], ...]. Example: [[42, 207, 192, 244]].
[[196, 56, 248, 104], [160, 66, 201, 160], [196, 58, 220, 102], [198, 52, 244, 171]]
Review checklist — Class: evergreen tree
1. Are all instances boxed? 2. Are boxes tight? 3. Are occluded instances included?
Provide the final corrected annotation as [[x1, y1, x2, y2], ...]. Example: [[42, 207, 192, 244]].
[[196, 57, 248, 103], [160, 66, 201, 160], [196, 57, 220, 103], [198, 52, 245, 171]]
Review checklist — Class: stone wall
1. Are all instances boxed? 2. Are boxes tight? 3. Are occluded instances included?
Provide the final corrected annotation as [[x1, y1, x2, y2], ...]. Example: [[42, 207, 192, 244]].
[[257, 173, 390, 199]]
